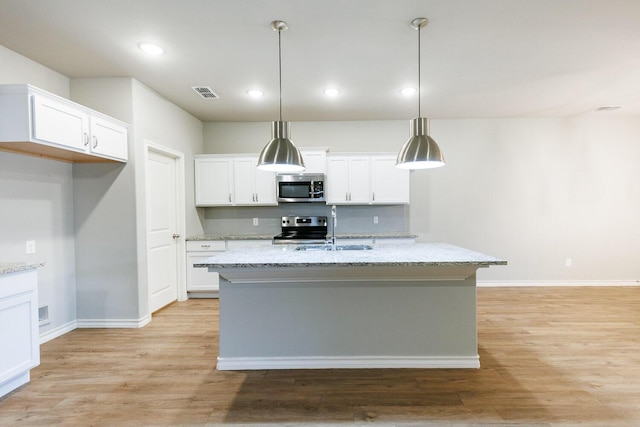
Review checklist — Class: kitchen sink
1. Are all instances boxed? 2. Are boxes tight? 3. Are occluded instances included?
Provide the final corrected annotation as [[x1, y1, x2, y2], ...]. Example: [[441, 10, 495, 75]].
[[295, 244, 373, 251]]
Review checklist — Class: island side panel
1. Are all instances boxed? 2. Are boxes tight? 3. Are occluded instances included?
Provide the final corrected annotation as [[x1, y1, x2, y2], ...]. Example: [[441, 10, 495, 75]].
[[217, 275, 478, 369]]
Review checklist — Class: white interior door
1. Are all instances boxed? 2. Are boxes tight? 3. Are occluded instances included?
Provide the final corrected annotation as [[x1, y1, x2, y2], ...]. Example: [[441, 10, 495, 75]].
[[147, 149, 179, 312]]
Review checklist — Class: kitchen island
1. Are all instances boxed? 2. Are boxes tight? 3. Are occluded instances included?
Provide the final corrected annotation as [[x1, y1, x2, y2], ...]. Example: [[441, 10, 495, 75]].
[[197, 243, 506, 370]]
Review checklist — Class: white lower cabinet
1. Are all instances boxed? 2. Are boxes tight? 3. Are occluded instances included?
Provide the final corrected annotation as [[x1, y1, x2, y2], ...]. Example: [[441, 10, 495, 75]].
[[186, 240, 273, 297], [186, 241, 226, 295], [0, 269, 40, 398]]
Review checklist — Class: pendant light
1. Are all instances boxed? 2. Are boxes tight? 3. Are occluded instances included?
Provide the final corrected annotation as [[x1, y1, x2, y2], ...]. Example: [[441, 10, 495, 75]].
[[396, 18, 445, 170], [257, 20, 305, 172]]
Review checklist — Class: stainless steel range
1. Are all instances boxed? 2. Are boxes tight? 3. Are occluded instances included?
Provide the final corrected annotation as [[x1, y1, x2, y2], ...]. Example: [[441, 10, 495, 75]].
[[273, 216, 328, 245]]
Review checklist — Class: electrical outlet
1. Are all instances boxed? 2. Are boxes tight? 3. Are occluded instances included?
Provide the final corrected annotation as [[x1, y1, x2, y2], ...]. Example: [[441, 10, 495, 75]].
[[253, 218, 259, 226], [373, 216, 379, 224], [565, 258, 572, 267], [26, 240, 36, 254]]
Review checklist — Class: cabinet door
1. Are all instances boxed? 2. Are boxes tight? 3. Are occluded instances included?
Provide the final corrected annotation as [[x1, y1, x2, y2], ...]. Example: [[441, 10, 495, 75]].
[[326, 157, 350, 204], [195, 158, 234, 206], [234, 157, 277, 206], [0, 270, 39, 393], [299, 150, 327, 174], [89, 116, 128, 161], [370, 156, 410, 204], [32, 94, 88, 152], [186, 253, 220, 292], [347, 157, 371, 203], [233, 158, 257, 205], [254, 167, 277, 205]]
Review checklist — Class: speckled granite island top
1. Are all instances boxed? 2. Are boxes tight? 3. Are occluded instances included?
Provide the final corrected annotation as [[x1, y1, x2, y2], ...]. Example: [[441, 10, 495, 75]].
[[0, 262, 45, 276], [186, 233, 417, 241], [195, 243, 506, 268]]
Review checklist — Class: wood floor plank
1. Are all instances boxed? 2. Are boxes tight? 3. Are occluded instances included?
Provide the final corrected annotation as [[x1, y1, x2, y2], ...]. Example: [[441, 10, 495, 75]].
[[0, 286, 639, 426]]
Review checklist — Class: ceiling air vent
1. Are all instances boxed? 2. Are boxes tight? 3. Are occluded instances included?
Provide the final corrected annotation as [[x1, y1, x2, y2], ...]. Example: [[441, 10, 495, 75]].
[[192, 86, 220, 100]]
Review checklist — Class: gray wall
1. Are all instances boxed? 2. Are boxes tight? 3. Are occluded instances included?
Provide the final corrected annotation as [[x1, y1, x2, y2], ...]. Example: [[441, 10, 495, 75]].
[[71, 78, 204, 321], [0, 45, 76, 337], [204, 118, 640, 284], [1, 42, 205, 330]]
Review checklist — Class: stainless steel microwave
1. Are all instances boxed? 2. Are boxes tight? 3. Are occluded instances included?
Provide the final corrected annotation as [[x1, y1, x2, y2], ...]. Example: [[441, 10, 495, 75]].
[[277, 174, 325, 203]]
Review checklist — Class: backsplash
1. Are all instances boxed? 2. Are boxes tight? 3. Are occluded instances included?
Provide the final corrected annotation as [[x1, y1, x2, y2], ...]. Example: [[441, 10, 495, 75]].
[[201, 204, 409, 236]]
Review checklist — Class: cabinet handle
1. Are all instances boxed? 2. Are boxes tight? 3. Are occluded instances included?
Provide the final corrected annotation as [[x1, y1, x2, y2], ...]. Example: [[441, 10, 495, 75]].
[[228, 193, 232, 202], [84, 132, 89, 146], [172, 234, 180, 239], [201, 244, 211, 248], [93, 135, 98, 148], [345, 193, 348, 201], [372, 192, 375, 201], [255, 193, 259, 202]]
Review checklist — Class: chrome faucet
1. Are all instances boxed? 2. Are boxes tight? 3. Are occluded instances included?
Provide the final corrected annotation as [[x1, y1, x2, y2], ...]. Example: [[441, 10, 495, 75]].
[[330, 205, 337, 251]]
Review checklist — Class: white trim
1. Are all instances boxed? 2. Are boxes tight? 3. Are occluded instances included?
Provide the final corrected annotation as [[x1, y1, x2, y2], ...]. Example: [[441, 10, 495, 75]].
[[39, 320, 77, 344], [76, 315, 151, 329], [216, 355, 480, 370], [1, 372, 30, 397], [478, 280, 640, 287]]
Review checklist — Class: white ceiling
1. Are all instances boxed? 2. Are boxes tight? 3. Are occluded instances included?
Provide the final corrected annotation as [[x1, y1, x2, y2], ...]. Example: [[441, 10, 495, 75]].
[[1, 0, 639, 122]]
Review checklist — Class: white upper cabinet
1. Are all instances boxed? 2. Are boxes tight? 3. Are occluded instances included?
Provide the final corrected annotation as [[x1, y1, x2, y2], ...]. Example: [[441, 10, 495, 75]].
[[195, 155, 277, 207], [326, 155, 371, 204], [370, 155, 410, 204], [299, 148, 327, 174], [0, 84, 128, 162], [195, 156, 234, 206], [88, 116, 128, 161], [32, 93, 89, 152], [326, 153, 410, 205], [233, 156, 277, 206]]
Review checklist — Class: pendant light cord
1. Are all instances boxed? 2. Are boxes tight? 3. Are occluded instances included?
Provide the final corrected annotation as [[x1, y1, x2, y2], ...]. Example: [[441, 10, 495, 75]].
[[417, 24, 421, 117], [278, 29, 283, 121]]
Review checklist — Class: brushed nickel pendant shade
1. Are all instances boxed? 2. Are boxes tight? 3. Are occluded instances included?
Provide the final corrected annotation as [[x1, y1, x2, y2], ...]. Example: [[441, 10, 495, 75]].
[[396, 18, 445, 170], [257, 20, 305, 172]]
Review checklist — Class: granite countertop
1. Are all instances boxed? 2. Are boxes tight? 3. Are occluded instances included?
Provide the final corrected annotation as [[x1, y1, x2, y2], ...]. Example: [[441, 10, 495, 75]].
[[195, 243, 506, 268], [186, 233, 417, 241], [335, 233, 418, 239], [186, 234, 273, 241], [0, 262, 45, 276]]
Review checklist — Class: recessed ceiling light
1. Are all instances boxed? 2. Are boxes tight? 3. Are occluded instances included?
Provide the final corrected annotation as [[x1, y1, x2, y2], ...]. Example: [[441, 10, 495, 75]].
[[247, 89, 264, 98], [323, 88, 341, 97], [138, 42, 165, 56], [400, 87, 417, 96]]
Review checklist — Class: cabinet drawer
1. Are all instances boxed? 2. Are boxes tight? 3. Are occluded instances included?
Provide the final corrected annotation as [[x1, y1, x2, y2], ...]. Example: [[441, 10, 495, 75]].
[[186, 240, 226, 252]]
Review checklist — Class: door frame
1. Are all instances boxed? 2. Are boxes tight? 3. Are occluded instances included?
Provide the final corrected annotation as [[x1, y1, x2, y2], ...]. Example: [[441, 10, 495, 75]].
[[144, 142, 187, 305]]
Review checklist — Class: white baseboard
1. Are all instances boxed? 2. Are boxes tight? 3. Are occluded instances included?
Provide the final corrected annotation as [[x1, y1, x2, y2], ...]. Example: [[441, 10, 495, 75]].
[[216, 355, 480, 370], [478, 280, 640, 287], [76, 314, 151, 329], [39, 320, 77, 344], [0, 372, 30, 398]]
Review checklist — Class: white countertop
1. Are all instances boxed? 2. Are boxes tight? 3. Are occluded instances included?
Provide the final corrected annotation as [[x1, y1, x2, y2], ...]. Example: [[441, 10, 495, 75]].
[[195, 243, 506, 268]]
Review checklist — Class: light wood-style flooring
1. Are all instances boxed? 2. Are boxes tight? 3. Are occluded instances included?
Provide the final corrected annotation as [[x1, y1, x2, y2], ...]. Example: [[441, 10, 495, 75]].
[[1, 286, 639, 426]]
